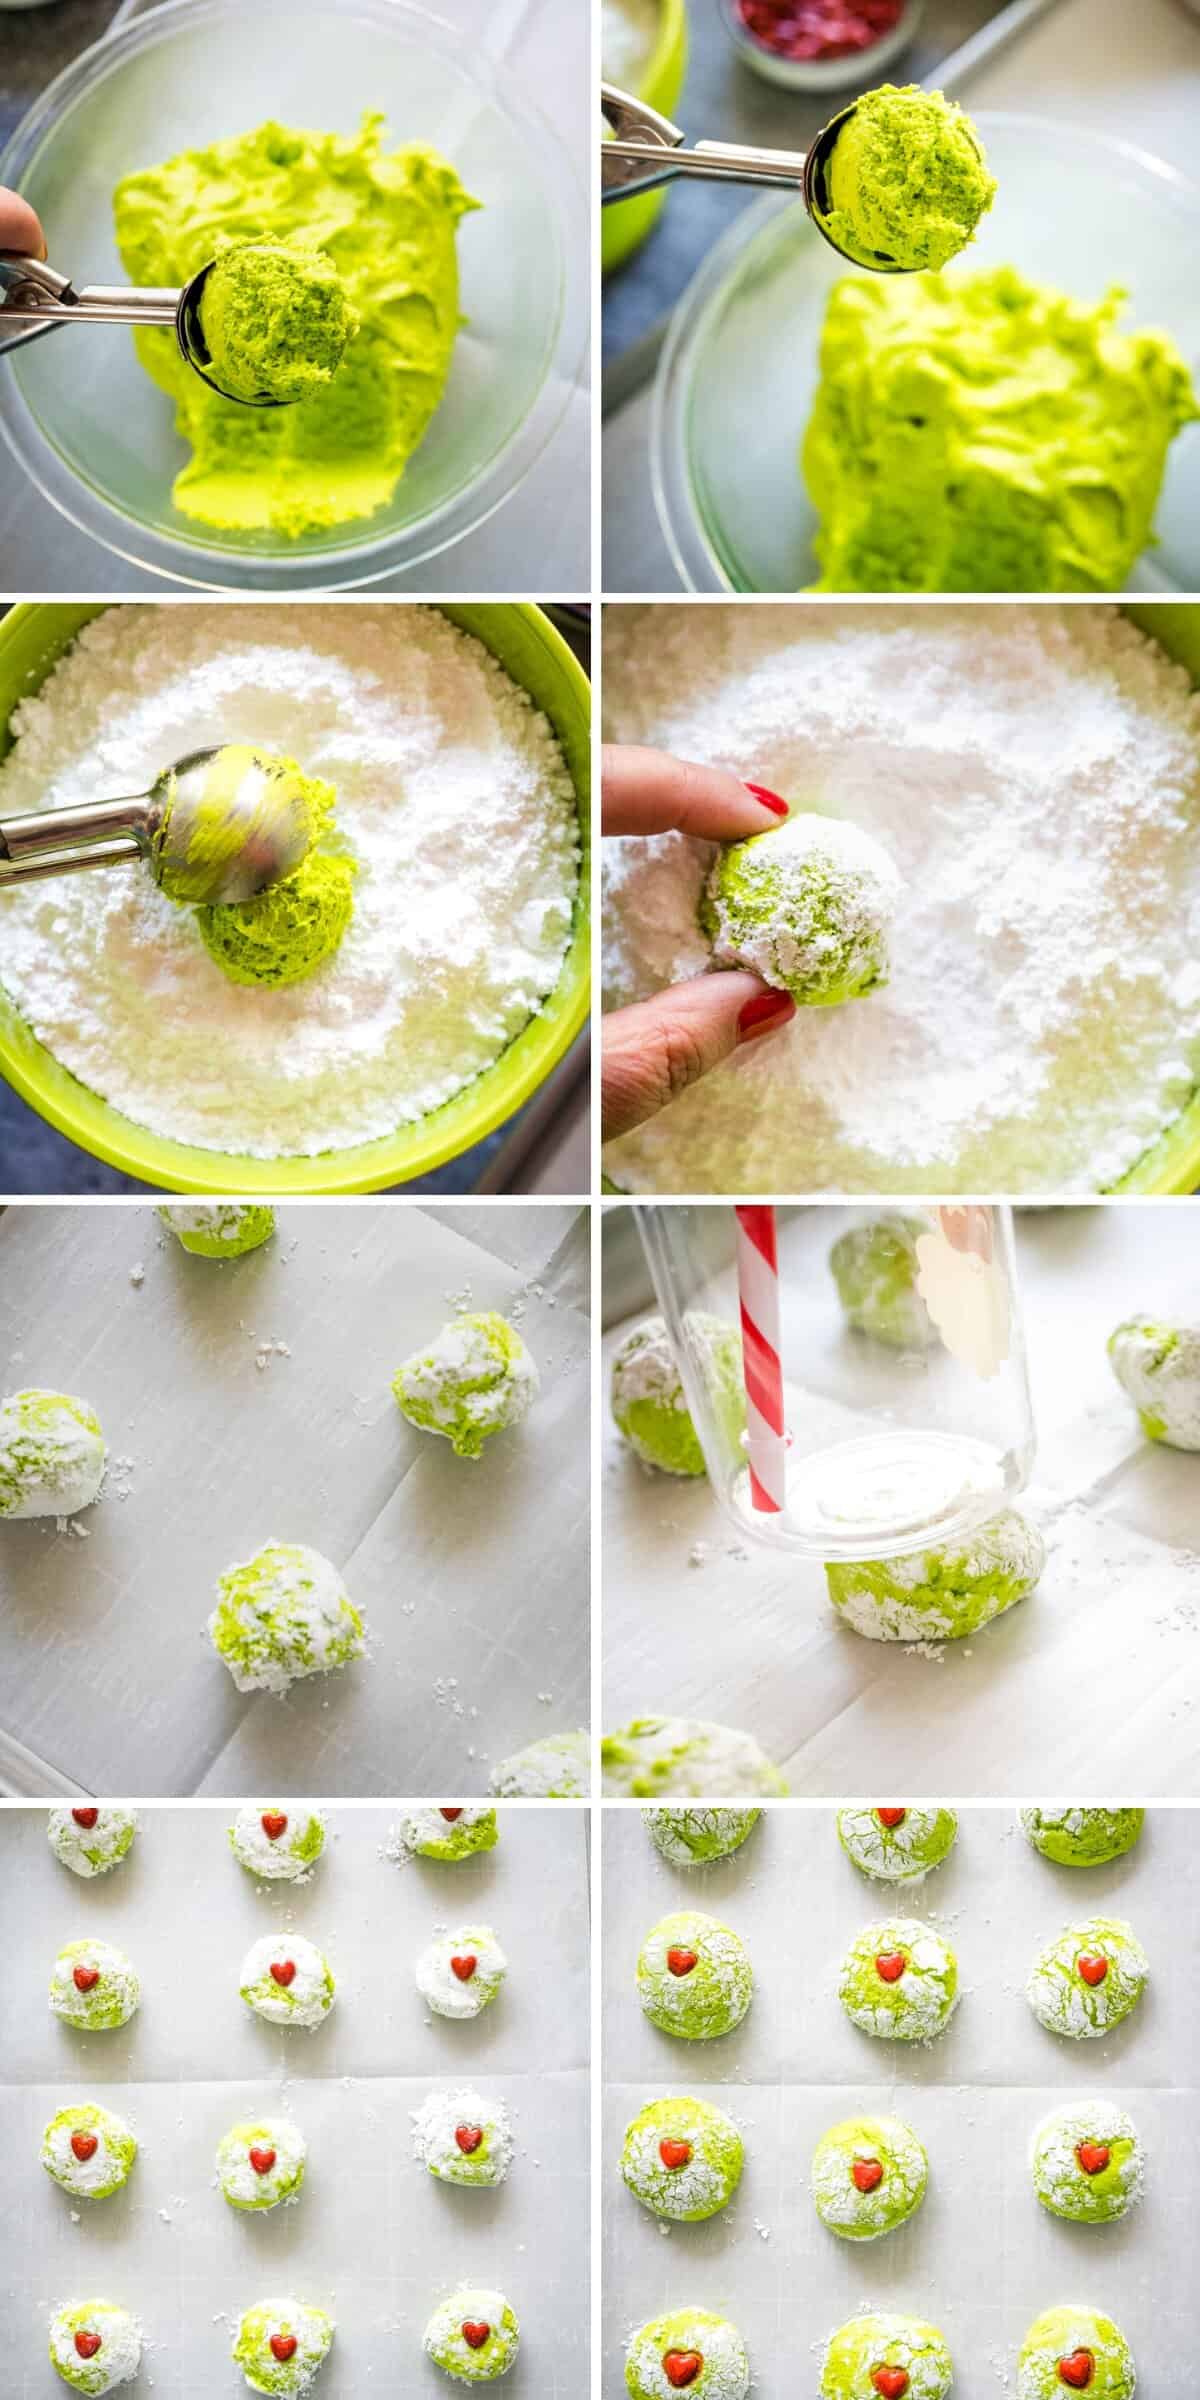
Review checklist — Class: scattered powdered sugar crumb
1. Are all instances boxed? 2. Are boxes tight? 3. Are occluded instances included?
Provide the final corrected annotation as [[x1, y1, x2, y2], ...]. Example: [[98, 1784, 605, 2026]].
[[129, 1264, 145, 1288]]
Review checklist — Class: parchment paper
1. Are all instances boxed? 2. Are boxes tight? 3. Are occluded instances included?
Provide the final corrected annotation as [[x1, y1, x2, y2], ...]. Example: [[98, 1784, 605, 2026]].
[[602, 1805, 1199, 2399], [0, 1801, 589, 2399], [601, 1203, 1200, 1794], [0, 1203, 589, 1797]]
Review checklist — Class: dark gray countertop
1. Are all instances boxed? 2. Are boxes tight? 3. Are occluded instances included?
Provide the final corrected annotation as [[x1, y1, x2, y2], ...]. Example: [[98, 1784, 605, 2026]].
[[0, 0, 119, 148]]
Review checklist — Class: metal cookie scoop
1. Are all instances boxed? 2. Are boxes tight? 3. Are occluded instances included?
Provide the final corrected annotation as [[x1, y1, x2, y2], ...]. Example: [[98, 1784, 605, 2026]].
[[0, 746, 316, 904], [0, 252, 287, 405]]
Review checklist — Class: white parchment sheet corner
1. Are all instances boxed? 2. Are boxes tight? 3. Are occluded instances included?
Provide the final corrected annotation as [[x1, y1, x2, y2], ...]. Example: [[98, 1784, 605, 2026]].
[[602, 1806, 1200, 2399], [0, 1802, 589, 2399], [0, 1203, 590, 1797]]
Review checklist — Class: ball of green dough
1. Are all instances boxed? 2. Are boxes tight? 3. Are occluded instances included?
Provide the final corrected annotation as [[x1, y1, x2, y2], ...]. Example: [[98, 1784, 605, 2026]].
[[411, 2089, 513, 2187], [229, 1805, 326, 1881], [48, 1808, 137, 1880], [703, 811, 901, 1005], [620, 2094, 744, 2220], [643, 1806, 760, 1866], [232, 2299, 334, 2394], [49, 1941, 140, 2032], [829, 1213, 936, 1349], [820, 2312, 952, 2400], [41, 2105, 137, 2201], [216, 2119, 307, 2212], [610, 1312, 744, 1476], [838, 1918, 958, 2042], [239, 1934, 336, 2030], [0, 1388, 105, 1519], [817, 85, 995, 273], [1019, 1808, 1144, 1868], [826, 1507, 1044, 1643], [1031, 2102, 1144, 2225], [197, 851, 356, 988], [416, 1925, 507, 2019], [1026, 1916, 1148, 2040], [398, 1806, 499, 1860], [625, 2309, 749, 2400], [424, 2290, 520, 2383], [49, 2299, 141, 2393], [392, 1311, 538, 1459], [636, 1909, 753, 2039], [208, 1541, 365, 1696], [198, 238, 358, 405], [1108, 1316, 1200, 1448], [1016, 2306, 1136, 2399], [837, 1806, 957, 1885], [158, 1203, 276, 1257], [812, 2113, 928, 2242], [490, 1729, 589, 1797], [603, 1715, 788, 1797]]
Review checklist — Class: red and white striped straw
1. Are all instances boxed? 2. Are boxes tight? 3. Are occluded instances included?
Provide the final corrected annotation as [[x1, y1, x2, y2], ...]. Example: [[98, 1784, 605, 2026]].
[[733, 1204, 787, 1514]]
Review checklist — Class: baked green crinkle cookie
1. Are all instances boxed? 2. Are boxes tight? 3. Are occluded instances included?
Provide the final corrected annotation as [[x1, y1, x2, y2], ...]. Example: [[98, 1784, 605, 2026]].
[[48, 1807, 137, 1880], [625, 2308, 749, 2400], [398, 1806, 498, 1860], [217, 2118, 307, 2211], [50, 1940, 140, 2031], [826, 1507, 1044, 1642], [812, 2112, 928, 2241], [820, 2311, 952, 2399], [829, 1214, 936, 1349], [208, 1541, 365, 1695], [0, 1388, 106, 1519], [232, 2298, 334, 2394], [41, 2105, 137, 2200], [610, 1312, 744, 1476], [424, 2289, 520, 2382], [1108, 1315, 1200, 1448], [1020, 1807, 1144, 1867], [49, 2299, 141, 2393], [392, 1311, 538, 1458], [838, 1918, 957, 2042], [603, 1715, 788, 1797], [1026, 1916, 1148, 2040], [230, 1805, 326, 1881], [490, 1729, 589, 1797], [621, 2093, 744, 2219], [411, 2088, 513, 2186], [416, 1924, 507, 2018], [1017, 2306, 1136, 2399], [158, 1202, 276, 1257], [837, 1806, 957, 1885], [637, 1909, 753, 2038], [644, 1806, 761, 1866], [1031, 2101, 1144, 2225], [239, 1934, 336, 2029]]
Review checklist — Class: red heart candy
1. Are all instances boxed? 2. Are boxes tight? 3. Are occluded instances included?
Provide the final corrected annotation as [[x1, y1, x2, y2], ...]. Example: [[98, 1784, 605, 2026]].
[[440, 1807, 464, 1822], [74, 2332, 102, 2361], [270, 2335, 298, 2363], [71, 1808, 99, 1830], [462, 2322, 491, 2351], [875, 1808, 907, 1829], [249, 2146, 277, 2175], [261, 1812, 288, 1839], [852, 2157, 884, 2193], [872, 2373, 909, 2400], [1057, 2353, 1094, 2391], [72, 1964, 100, 1992], [455, 2125, 484, 2154], [269, 1960, 296, 1987], [875, 1951, 906, 1983], [1077, 1953, 1108, 1987], [70, 2132, 99, 2163], [1076, 2142, 1111, 2176], [666, 1947, 698, 1977], [663, 2352, 703, 2389], [659, 2137, 693, 2171], [450, 1953, 477, 1982]]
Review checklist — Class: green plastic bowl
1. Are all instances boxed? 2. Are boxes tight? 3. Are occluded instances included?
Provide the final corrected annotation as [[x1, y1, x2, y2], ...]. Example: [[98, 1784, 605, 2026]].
[[0, 602, 591, 1192], [602, 0, 689, 276]]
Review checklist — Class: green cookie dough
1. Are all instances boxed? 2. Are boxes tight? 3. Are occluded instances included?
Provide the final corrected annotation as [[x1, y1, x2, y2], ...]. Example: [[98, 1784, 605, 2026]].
[[1108, 1316, 1200, 1449], [1020, 1808, 1145, 1868], [643, 1806, 760, 1866], [47, 1808, 137, 1880], [49, 1941, 140, 2033], [198, 849, 356, 988], [625, 2309, 749, 2400], [158, 1202, 276, 1257], [0, 1388, 106, 1519], [113, 114, 478, 538], [198, 238, 359, 405], [820, 2312, 952, 2399], [230, 1805, 326, 1882], [816, 85, 994, 273], [411, 2088, 513, 2187], [621, 2093, 744, 2220], [610, 1312, 745, 1476], [424, 2289, 520, 2382], [602, 1716, 788, 1798], [239, 1933, 336, 2030], [216, 2118, 307, 2212], [812, 2113, 928, 2242], [232, 2299, 334, 2394], [1026, 1916, 1148, 2040], [637, 1909, 754, 2039], [826, 1507, 1044, 1644], [49, 2300, 141, 2393], [804, 265, 1198, 593], [702, 811, 901, 1005], [837, 1806, 957, 1885], [416, 1924, 507, 2019], [208, 1541, 365, 1696], [829, 1213, 935, 1349], [1031, 2102, 1144, 2225], [1016, 2306, 1136, 2399], [490, 1729, 589, 1798], [397, 1806, 499, 1861], [392, 1311, 539, 1458], [41, 2105, 137, 2201], [838, 1918, 957, 2042]]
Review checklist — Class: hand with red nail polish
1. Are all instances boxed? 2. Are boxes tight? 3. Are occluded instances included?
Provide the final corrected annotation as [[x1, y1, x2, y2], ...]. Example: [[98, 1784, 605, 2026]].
[[601, 745, 797, 1142], [0, 190, 49, 263]]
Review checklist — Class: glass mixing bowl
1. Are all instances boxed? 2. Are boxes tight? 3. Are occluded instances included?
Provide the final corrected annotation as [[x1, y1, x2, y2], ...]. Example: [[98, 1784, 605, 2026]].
[[651, 114, 1200, 593], [0, 0, 587, 589]]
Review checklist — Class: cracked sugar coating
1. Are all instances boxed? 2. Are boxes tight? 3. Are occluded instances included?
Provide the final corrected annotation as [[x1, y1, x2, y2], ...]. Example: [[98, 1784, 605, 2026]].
[[0, 1389, 106, 1520], [208, 1541, 365, 1695], [830, 1213, 936, 1348], [217, 2118, 307, 2212], [49, 2300, 142, 2394], [812, 2112, 928, 2241], [1020, 1807, 1144, 1868], [838, 1918, 957, 2042], [603, 1715, 788, 1797], [50, 1941, 140, 2032], [424, 2289, 520, 2382], [392, 1312, 539, 1459], [820, 2312, 952, 2399], [1108, 1316, 1200, 1449], [837, 1807, 957, 1884], [643, 1806, 761, 1865], [159, 1202, 276, 1256], [1017, 2306, 1135, 2399], [490, 1729, 589, 1797], [1031, 2101, 1144, 2225], [239, 1933, 336, 2029], [416, 1924, 507, 2019], [703, 811, 901, 1006], [397, 1806, 499, 1861], [610, 1312, 745, 1476], [626, 2308, 750, 2400], [817, 85, 994, 273], [41, 2105, 137, 2201], [230, 1806, 326, 1882], [1026, 1915, 1148, 2040], [637, 1909, 754, 2039], [621, 2094, 744, 2220], [411, 2088, 513, 2187], [47, 1809, 137, 1881], [232, 2299, 334, 2395], [826, 1507, 1045, 1643]]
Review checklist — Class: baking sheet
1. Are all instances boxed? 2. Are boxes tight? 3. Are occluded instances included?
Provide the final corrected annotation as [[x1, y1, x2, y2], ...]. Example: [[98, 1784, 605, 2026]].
[[601, 1202, 1200, 1795], [0, 1202, 590, 1797], [0, 1801, 590, 2399], [602, 1805, 1199, 2398]]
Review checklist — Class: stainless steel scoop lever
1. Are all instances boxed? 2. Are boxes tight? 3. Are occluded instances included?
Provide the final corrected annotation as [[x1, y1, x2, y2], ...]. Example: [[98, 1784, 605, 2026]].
[[0, 252, 283, 404]]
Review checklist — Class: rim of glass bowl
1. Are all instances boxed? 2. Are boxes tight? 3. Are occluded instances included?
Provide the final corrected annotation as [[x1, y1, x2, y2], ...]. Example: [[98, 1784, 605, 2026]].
[[0, 0, 588, 592]]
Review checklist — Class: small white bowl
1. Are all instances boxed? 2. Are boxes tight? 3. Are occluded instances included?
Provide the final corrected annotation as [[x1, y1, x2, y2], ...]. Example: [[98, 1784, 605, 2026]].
[[718, 0, 925, 93]]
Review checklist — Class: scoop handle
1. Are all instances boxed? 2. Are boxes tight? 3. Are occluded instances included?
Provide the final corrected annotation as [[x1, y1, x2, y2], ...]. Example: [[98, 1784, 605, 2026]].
[[0, 840, 145, 886], [0, 793, 154, 866]]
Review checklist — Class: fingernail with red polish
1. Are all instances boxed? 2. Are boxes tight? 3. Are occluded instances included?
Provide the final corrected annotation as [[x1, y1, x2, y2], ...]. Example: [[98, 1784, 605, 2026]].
[[738, 989, 796, 1043], [745, 782, 789, 817]]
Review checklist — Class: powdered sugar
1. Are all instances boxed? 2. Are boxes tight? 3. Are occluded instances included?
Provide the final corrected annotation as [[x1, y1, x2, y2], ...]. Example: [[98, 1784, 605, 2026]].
[[602, 0, 661, 83]]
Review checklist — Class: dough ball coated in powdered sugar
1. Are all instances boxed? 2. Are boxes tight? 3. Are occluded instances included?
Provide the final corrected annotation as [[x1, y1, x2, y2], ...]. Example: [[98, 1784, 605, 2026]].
[[610, 1312, 744, 1477], [48, 2300, 142, 2393], [0, 1389, 106, 1520], [47, 1808, 137, 1881], [829, 1212, 937, 1349], [396, 1806, 498, 1862], [391, 1312, 538, 1459], [702, 811, 902, 1006], [424, 2289, 520, 2382], [239, 1933, 336, 2029], [41, 2105, 137, 2201], [207, 1542, 365, 1696], [490, 1729, 589, 1798], [229, 1805, 326, 1881], [1108, 1315, 1200, 1449], [49, 1941, 140, 2032], [602, 1715, 788, 1798], [216, 2118, 307, 2212], [231, 2298, 334, 2394], [415, 1925, 508, 2019], [825, 1508, 1044, 1643], [411, 2088, 513, 2186], [158, 1203, 276, 1257]]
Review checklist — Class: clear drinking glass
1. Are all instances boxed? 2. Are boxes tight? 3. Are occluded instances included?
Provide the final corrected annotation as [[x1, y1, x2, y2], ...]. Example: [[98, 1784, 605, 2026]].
[[635, 1203, 1035, 1560]]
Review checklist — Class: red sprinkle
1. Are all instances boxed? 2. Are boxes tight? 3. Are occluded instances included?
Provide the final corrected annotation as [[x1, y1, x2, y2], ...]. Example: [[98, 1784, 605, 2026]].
[[74, 2332, 103, 2361], [439, 1807, 464, 1822], [71, 1808, 99, 1830], [735, 0, 904, 61], [270, 2335, 298, 2364]]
